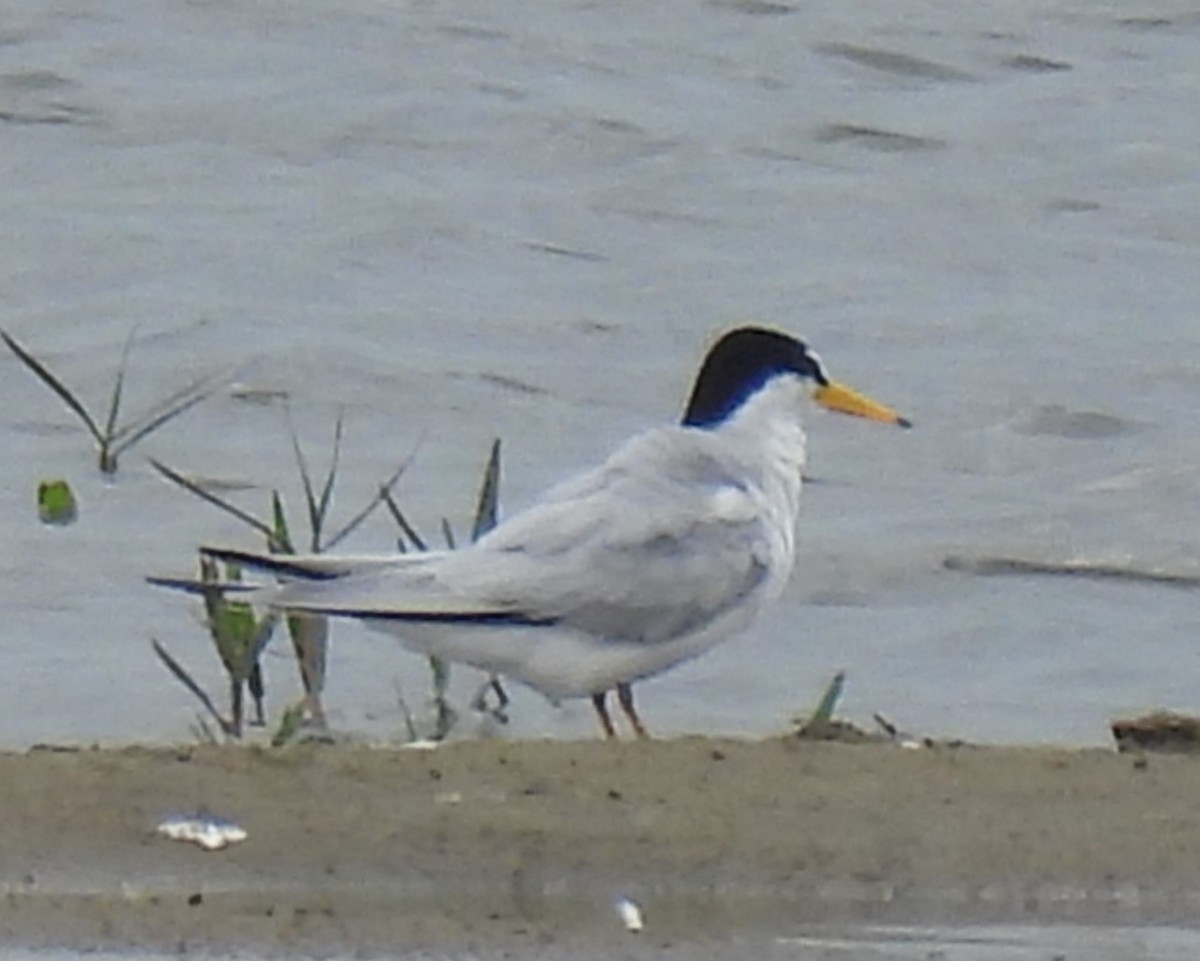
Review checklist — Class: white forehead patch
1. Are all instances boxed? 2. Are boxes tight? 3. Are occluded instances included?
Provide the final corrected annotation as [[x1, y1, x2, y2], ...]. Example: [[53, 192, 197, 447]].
[[806, 347, 830, 383]]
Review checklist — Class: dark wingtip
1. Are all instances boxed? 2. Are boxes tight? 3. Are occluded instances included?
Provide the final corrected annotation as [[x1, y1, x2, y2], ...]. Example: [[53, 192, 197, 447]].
[[199, 546, 337, 580]]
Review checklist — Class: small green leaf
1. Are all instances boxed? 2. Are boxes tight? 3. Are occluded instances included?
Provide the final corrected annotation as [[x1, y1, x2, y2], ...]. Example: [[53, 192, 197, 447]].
[[198, 557, 275, 685], [37, 478, 77, 526], [271, 701, 306, 747], [218, 600, 258, 649]]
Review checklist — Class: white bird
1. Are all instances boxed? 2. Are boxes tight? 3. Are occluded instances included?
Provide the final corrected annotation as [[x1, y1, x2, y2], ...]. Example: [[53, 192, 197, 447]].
[[195, 327, 909, 738]]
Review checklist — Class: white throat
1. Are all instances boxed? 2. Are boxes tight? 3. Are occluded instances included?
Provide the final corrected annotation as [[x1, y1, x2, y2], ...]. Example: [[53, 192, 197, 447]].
[[712, 375, 811, 574], [718, 375, 810, 473]]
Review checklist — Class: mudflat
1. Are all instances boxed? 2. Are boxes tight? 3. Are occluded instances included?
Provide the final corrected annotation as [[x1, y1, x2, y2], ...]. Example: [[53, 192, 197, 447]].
[[2, 737, 1198, 957]]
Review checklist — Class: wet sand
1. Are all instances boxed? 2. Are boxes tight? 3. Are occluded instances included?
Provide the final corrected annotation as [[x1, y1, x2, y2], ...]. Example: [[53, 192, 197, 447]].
[[3, 737, 1200, 958]]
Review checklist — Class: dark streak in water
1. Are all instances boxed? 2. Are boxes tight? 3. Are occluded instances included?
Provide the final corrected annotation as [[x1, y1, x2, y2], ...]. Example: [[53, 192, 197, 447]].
[[524, 241, 608, 263], [229, 386, 291, 406], [1116, 16, 1174, 30], [708, 0, 797, 14], [1002, 54, 1073, 73], [170, 473, 260, 494], [0, 104, 95, 126], [477, 372, 550, 397], [11, 420, 81, 437], [595, 205, 725, 228], [0, 71, 97, 126], [1010, 405, 1136, 439], [1045, 198, 1102, 213], [0, 70, 75, 91], [743, 145, 813, 164], [435, 24, 510, 42], [944, 555, 1200, 589], [574, 319, 619, 335], [815, 42, 976, 82], [815, 123, 945, 152], [475, 82, 526, 102]]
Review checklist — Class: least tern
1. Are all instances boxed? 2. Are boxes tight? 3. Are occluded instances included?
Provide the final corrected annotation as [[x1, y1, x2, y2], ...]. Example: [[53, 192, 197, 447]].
[[198, 327, 909, 738]]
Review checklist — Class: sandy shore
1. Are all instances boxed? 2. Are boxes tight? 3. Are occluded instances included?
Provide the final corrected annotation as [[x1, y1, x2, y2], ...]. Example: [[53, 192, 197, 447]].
[[3, 736, 1200, 957]]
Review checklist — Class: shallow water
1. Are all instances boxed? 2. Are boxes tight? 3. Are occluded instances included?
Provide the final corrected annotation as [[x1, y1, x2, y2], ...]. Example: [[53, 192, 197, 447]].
[[2, 0, 1200, 749], [7, 923, 1200, 960]]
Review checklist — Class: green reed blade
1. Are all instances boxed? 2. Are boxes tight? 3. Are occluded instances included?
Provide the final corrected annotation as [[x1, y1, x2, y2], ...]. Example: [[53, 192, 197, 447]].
[[270, 490, 296, 555], [313, 410, 345, 544], [110, 369, 228, 455], [807, 671, 846, 726], [1, 328, 105, 445], [271, 701, 305, 747], [284, 408, 322, 551], [380, 487, 428, 552], [324, 445, 418, 551], [150, 458, 279, 545], [150, 638, 236, 737], [102, 327, 138, 450], [470, 438, 502, 543]]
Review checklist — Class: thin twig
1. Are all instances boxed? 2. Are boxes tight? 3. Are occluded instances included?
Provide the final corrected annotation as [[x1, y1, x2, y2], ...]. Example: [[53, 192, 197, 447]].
[[1, 328, 105, 444], [943, 554, 1200, 589], [102, 327, 138, 456]]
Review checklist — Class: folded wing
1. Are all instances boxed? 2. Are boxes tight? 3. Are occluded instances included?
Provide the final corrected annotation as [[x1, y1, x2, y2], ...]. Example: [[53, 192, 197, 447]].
[[206, 426, 781, 646]]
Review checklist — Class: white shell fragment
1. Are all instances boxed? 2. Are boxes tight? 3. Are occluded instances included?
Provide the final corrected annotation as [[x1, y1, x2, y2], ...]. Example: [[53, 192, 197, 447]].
[[615, 897, 644, 932], [157, 814, 248, 851]]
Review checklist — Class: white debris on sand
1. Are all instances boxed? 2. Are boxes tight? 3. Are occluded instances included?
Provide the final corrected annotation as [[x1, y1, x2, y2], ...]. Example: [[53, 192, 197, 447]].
[[156, 814, 248, 851]]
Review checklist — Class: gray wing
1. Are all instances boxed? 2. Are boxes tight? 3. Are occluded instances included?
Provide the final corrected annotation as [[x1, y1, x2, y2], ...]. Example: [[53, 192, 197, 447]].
[[190, 547, 517, 620], [431, 427, 777, 643], [262, 427, 781, 644]]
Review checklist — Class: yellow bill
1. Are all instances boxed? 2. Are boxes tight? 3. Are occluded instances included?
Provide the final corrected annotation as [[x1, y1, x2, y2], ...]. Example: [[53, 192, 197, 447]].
[[814, 381, 911, 428]]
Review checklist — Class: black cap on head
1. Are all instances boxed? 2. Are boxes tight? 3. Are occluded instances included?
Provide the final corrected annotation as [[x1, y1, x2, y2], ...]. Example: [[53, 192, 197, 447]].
[[682, 327, 827, 428]]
